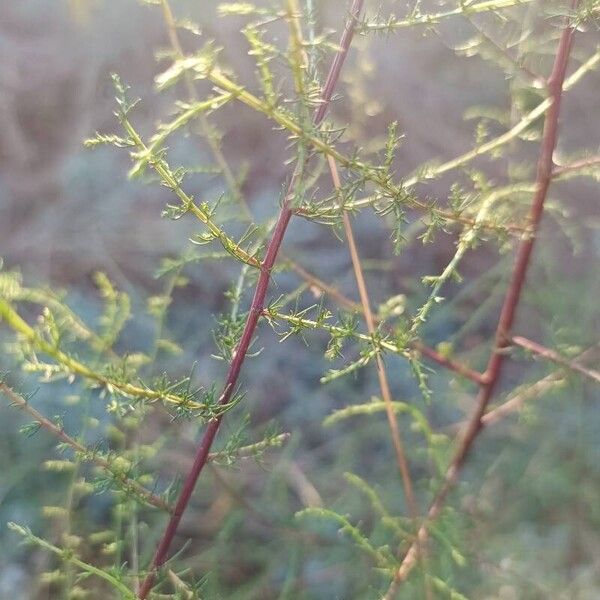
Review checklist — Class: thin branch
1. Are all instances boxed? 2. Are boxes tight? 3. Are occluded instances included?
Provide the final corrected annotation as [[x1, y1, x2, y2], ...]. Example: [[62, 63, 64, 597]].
[[415, 342, 487, 385], [333, 153, 432, 598], [446, 345, 599, 431], [137, 2, 365, 597], [511, 335, 600, 385], [0, 300, 206, 411], [264, 305, 489, 389], [119, 118, 260, 269], [159, 0, 252, 221], [201, 43, 600, 227], [466, 18, 545, 88], [263, 308, 412, 355], [360, 0, 535, 32], [12, 285, 120, 362], [291, 0, 416, 521], [284, 256, 358, 312], [206, 432, 291, 462], [8, 522, 136, 598], [409, 184, 499, 336], [332, 155, 420, 516], [383, 4, 579, 595], [340, 45, 600, 214], [202, 67, 526, 235], [163, 433, 291, 481], [482, 376, 563, 427], [283, 258, 487, 384], [0, 381, 171, 512], [553, 154, 600, 177]]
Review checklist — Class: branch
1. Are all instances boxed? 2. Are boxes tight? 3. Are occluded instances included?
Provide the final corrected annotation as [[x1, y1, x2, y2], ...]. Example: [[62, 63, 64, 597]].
[[202, 64, 527, 235], [283, 258, 486, 384], [341, 45, 600, 214], [0, 300, 206, 411], [199, 43, 600, 229], [0, 381, 170, 512], [159, 0, 253, 221], [207, 432, 291, 463], [360, 0, 534, 32], [511, 335, 600, 385], [447, 344, 599, 431], [8, 522, 136, 598], [333, 155, 420, 522], [137, 2, 365, 597], [119, 117, 260, 269], [553, 154, 600, 177], [383, 4, 579, 595], [290, 0, 419, 528]]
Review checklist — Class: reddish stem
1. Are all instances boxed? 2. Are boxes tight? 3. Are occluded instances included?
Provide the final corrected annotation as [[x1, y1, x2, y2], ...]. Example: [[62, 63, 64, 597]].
[[414, 341, 487, 385], [0, 382, 170, 512], [552, 154, 600, 177], [444, 0, 578, 495], [137, 2, 364, 597], [511, 335, 600, 384], [437, 26, 573, 469], [383, 3, 578, 594]]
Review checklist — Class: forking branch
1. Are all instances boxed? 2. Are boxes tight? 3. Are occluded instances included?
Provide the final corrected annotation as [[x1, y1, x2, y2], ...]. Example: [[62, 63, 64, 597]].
[[137, 2, 366, 596], [383, 3, 581, 595]]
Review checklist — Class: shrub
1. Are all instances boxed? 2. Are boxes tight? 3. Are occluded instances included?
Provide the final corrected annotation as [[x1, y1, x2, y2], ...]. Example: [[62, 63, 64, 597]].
[[1, 1, 599, 598]]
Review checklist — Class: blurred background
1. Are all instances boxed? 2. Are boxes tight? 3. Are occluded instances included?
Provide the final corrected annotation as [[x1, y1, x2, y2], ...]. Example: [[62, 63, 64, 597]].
[[1, 1, 599, 598]]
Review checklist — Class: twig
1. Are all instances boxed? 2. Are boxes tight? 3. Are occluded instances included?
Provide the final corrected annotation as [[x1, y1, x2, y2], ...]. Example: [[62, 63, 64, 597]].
[[335, 158, 432, 597], [207, 432, 291, 462], [0, 381, 170, 512], [205, 42, 600, 229], [284, 257, 487, 384], [445, 345, 599, 431], [360, 0, 535, 32], [293, 0, 417, 536], [415, 342, 487, 385], [159, 0, 252, 221], [482, 377, 563, 427], [284, 256, 358, 312], [118, 118, 260, 269], [340, 45, 600, 215], [137, 2, 365, 597], [511, 336, 600, 385], [466, 18, 545, 88], [382, 4, 579, 596], [552, 154, 600, 177], [0, 299, 206, 410], [332, 156, 419, 519], [204, 67, 527, 235]]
